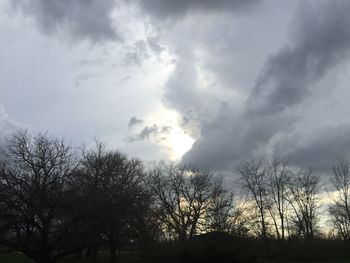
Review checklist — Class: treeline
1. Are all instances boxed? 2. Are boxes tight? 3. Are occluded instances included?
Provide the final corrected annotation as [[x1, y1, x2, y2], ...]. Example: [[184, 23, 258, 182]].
[[0, 130, 350, 263]]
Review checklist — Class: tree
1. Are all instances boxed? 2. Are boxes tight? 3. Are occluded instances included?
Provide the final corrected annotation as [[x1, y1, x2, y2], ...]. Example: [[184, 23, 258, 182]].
[[237, 160, 269, 240], [149, 164, 232, 241], [205, 177, 235, 233], [0, 130, 83, 263], [329, 159, 350, 239], [265, 160, 290, 240], [78, 143, 147, 263], [286, 168, 321, 240]]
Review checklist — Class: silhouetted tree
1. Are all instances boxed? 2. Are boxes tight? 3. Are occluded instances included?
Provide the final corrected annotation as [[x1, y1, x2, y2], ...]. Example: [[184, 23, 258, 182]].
[[329, 159, 350, 239], [205, 177, 235, 233], [265, 160, 290, 240], [79, 142, 147, 263], [0, 130, 84, 263], [149, 164, 232, 242], [286, 168, 321, 240], [237, 160, 269, 240]]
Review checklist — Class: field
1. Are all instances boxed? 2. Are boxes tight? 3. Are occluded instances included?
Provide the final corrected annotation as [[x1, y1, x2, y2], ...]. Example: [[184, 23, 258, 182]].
[[1, 254, 350, 263], [0, 253, 141, 263]]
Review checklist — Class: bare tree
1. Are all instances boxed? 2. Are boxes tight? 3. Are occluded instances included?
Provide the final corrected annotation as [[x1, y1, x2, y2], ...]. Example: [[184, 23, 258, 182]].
[[286, 168, 321, 240], [328, 204, 350, 240], [328, 159, 350, 239], [265, 160, 290, 240], [225, 196, 252, 238], [237, 160, 269, 240], [0, 130, 83, 263], [205, 177, 235, 233], [149, 164, 232, 241]]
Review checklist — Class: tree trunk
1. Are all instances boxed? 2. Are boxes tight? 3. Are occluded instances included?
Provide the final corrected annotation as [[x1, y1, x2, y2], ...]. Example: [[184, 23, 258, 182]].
[[84, 246, 92, 260], [92, 244, 99, 262], [110, 241, 117, 263], [36, 258, 54, 263], [75, 249, 82, 260], [260, 208, 267, 240], [281, 216, 285, 240]]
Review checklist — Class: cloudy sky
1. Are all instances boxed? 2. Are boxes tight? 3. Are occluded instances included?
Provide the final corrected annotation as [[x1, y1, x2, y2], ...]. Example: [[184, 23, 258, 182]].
[[1, 0, 350, 173]]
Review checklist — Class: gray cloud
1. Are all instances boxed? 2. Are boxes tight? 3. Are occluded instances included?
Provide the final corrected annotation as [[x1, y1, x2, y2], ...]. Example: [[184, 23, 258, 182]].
[[147, 35, 165, 56], [274, 123, 350, 172], [178, 111, 201, 139], [246, 1, 350, 116], [137, 0, 260, 20], [180, 1, 350, 171], [128, 124, 172, 143], [181, 103, 296, 171], [118, 76, 131, 83], [162, 56, 225, 123], [128, 116, 143, 128], [123, 40, 150, 66], [78, 58, 105, 67], [163, 60, 199, 113], [5, 0, 350, 174], [11, 0, 119, 43], [75, 73, 99, 87]]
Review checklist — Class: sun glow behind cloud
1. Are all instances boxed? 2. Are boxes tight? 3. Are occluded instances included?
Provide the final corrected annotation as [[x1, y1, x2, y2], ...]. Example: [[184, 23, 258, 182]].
[[138, 106, 195, 161], [167, 125, 195, 160]]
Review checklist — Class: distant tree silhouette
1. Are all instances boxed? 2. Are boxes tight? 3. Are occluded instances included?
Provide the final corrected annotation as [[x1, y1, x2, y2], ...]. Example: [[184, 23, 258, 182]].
[[329, 159, 350, 239], [205, 177, 235, 233], [286, 168, 321, 239], [265, 159, 291, 240], [237, 160, 269, 240]]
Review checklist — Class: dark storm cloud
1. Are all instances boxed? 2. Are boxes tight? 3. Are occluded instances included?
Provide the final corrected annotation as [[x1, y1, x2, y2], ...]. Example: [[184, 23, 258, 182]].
[[10, 0, 261, 44], [7, 0, 350, 172], [246, 1, 350, 116], [181, 1, 350, 171], [11, 0, 119, 42], [274, 123, 350, 172], [128, 124, 172, 143], [181, 103, 296, 170], [137, 0, 260, 19]]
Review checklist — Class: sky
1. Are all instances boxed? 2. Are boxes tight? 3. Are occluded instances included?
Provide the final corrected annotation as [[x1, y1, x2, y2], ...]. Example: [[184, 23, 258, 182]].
[[1, 0, 350, 176]]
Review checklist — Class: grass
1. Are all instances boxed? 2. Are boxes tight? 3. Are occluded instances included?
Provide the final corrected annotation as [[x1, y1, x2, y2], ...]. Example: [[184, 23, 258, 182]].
[[1, 253, 350, 263], [0, 254, 35, 263], [260, 260, 350, 263], [0, 252, 141, 263]]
